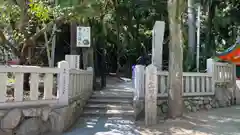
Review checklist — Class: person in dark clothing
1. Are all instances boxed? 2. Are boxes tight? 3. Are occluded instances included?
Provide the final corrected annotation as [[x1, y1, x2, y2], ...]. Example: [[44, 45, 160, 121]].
[[136, 54, 151, 66]]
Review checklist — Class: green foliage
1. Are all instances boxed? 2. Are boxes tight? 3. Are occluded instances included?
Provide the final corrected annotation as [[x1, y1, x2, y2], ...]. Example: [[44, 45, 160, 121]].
[[202, 0, 240, 51], [0, 0, 100, 63], [1, 0, 239, 72], [93, 0, 168, 62]]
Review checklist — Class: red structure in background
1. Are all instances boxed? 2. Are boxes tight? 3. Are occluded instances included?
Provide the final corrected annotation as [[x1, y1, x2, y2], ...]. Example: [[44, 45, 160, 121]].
[[217, 44, 240, 65], [216, 39, 240, 79], [7, 59, 19, 65]]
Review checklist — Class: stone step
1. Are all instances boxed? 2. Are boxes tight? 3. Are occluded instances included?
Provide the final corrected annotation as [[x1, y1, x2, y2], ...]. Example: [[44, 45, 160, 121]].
[[85, 103, 134, 110], [76, 116, 135, 125], [93, 91, 133, 96], [103, 87, 134, 92], [93, 90, 134, 93], [83, 109, 135, 116], [88, 98, 132, 104], [91, 93, 133, 99]]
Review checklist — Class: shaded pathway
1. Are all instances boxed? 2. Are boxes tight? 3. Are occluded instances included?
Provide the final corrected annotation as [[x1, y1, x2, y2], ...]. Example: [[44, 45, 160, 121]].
[[64, 76, 140, 135], [58, 78, 240, 135], [65, 116, 140, 135], [46, 105, 240, 135]]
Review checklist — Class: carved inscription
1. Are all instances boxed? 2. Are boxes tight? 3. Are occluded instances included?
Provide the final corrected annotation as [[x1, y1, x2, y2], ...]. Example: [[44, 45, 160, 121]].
[[147, 74, 157, 103], [145, 64, 158, 126]]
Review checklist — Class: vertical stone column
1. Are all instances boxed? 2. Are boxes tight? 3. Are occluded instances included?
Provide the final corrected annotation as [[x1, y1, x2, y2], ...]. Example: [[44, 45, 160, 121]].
[[207, 58, 214, 73], [57, 61, 70, 106], [145, 64, 158, 126], [65, 55, 80, 69], [133, 65, 145, 120], [134, 65, 145, 100], [152, 21, 165, 71]]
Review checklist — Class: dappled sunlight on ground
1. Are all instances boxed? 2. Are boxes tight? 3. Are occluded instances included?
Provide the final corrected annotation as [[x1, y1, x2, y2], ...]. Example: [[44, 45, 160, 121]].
[[64, 106, 240, 135], [62, 78, 240, 135], [138, 118, 209, 135], [65, 116, 140, 135], [137, 106, 240, 135]]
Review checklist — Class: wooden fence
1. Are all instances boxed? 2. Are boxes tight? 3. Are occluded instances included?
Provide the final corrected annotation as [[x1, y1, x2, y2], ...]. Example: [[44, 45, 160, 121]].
[[0, 61, 93, 109]]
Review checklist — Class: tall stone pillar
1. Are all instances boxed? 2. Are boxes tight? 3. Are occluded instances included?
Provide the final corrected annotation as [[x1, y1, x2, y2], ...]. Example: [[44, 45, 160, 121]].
[[152, 21, 165, 71]]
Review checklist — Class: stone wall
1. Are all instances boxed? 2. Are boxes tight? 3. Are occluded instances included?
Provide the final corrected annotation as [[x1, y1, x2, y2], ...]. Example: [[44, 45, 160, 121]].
[[157, 86, 235, 118], [134, 87, 234, 120], [215, 86, 233, 106], [0, 94, 91, 135], [157, 97, 216, 117], [157, 95, 232, 117]]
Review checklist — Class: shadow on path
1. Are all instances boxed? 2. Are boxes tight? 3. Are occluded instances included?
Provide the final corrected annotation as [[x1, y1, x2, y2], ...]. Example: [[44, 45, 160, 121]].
[[65, 116, 141, 135], [64, 76, 137, 135], [138, 106, 240, 135]]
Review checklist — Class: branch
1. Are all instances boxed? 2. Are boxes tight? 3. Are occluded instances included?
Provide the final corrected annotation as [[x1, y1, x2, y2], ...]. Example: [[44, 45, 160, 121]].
[[30, 16, 65, 41], [28, 3, 95, 42], [16, 0, 29, 33], [19, 16, 65, 55], [0, 30, 21, 57]]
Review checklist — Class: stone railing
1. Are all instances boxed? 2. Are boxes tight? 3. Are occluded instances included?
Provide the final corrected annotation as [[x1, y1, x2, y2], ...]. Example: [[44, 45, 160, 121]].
[[0, 61, 94, 134], [157, 72, 214, 97], [0, 61, 69, 109], [134, 61, 236, 100], [133, 61, 236, 125], [69, 67, 93, 103], [213, 61, 235, 83]]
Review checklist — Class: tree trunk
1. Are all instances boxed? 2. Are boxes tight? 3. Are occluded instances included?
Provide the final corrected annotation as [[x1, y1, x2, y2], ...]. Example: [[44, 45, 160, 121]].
[[167, 0, 184, 118], [70, 21, 77, 55], [187, 0, 196, 70], [101, 48, 106, 88], [88, 19, 97, 90], [18, 54, 30, 91], [206, 1, 215, 58]]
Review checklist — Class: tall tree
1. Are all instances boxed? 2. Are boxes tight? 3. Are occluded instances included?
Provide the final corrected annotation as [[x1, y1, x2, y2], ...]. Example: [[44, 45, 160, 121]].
[[187, 0, 196, 70], [167, 0, 185, 118], [206, 0, 216, 57], [0, 0, 99, 90]]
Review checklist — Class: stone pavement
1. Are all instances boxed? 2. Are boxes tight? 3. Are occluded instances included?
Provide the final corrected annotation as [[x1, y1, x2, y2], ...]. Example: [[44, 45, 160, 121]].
[[62, 106, 240, 135], [138, 106, 240, 135], [64, 116, 140, 135], [64, 77, 139, 135], [56, 78, 240, 135]]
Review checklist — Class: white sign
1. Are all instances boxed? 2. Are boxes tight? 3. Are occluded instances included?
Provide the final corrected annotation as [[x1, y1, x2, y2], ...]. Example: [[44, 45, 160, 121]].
[[76, 26, 91, 47]]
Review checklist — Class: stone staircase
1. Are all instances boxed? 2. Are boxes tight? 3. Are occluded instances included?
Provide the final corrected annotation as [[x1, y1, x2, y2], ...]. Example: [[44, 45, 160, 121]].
[[82, 90, 135, 117], [66, 82, 140, 135]]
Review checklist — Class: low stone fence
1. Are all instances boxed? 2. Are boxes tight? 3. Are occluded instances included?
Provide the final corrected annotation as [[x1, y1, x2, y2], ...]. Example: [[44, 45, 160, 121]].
[[156, 87, 232, 121], [0, 62, 94, 134], [0, 85, 92, 135], [134, 61, 236, 126]]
